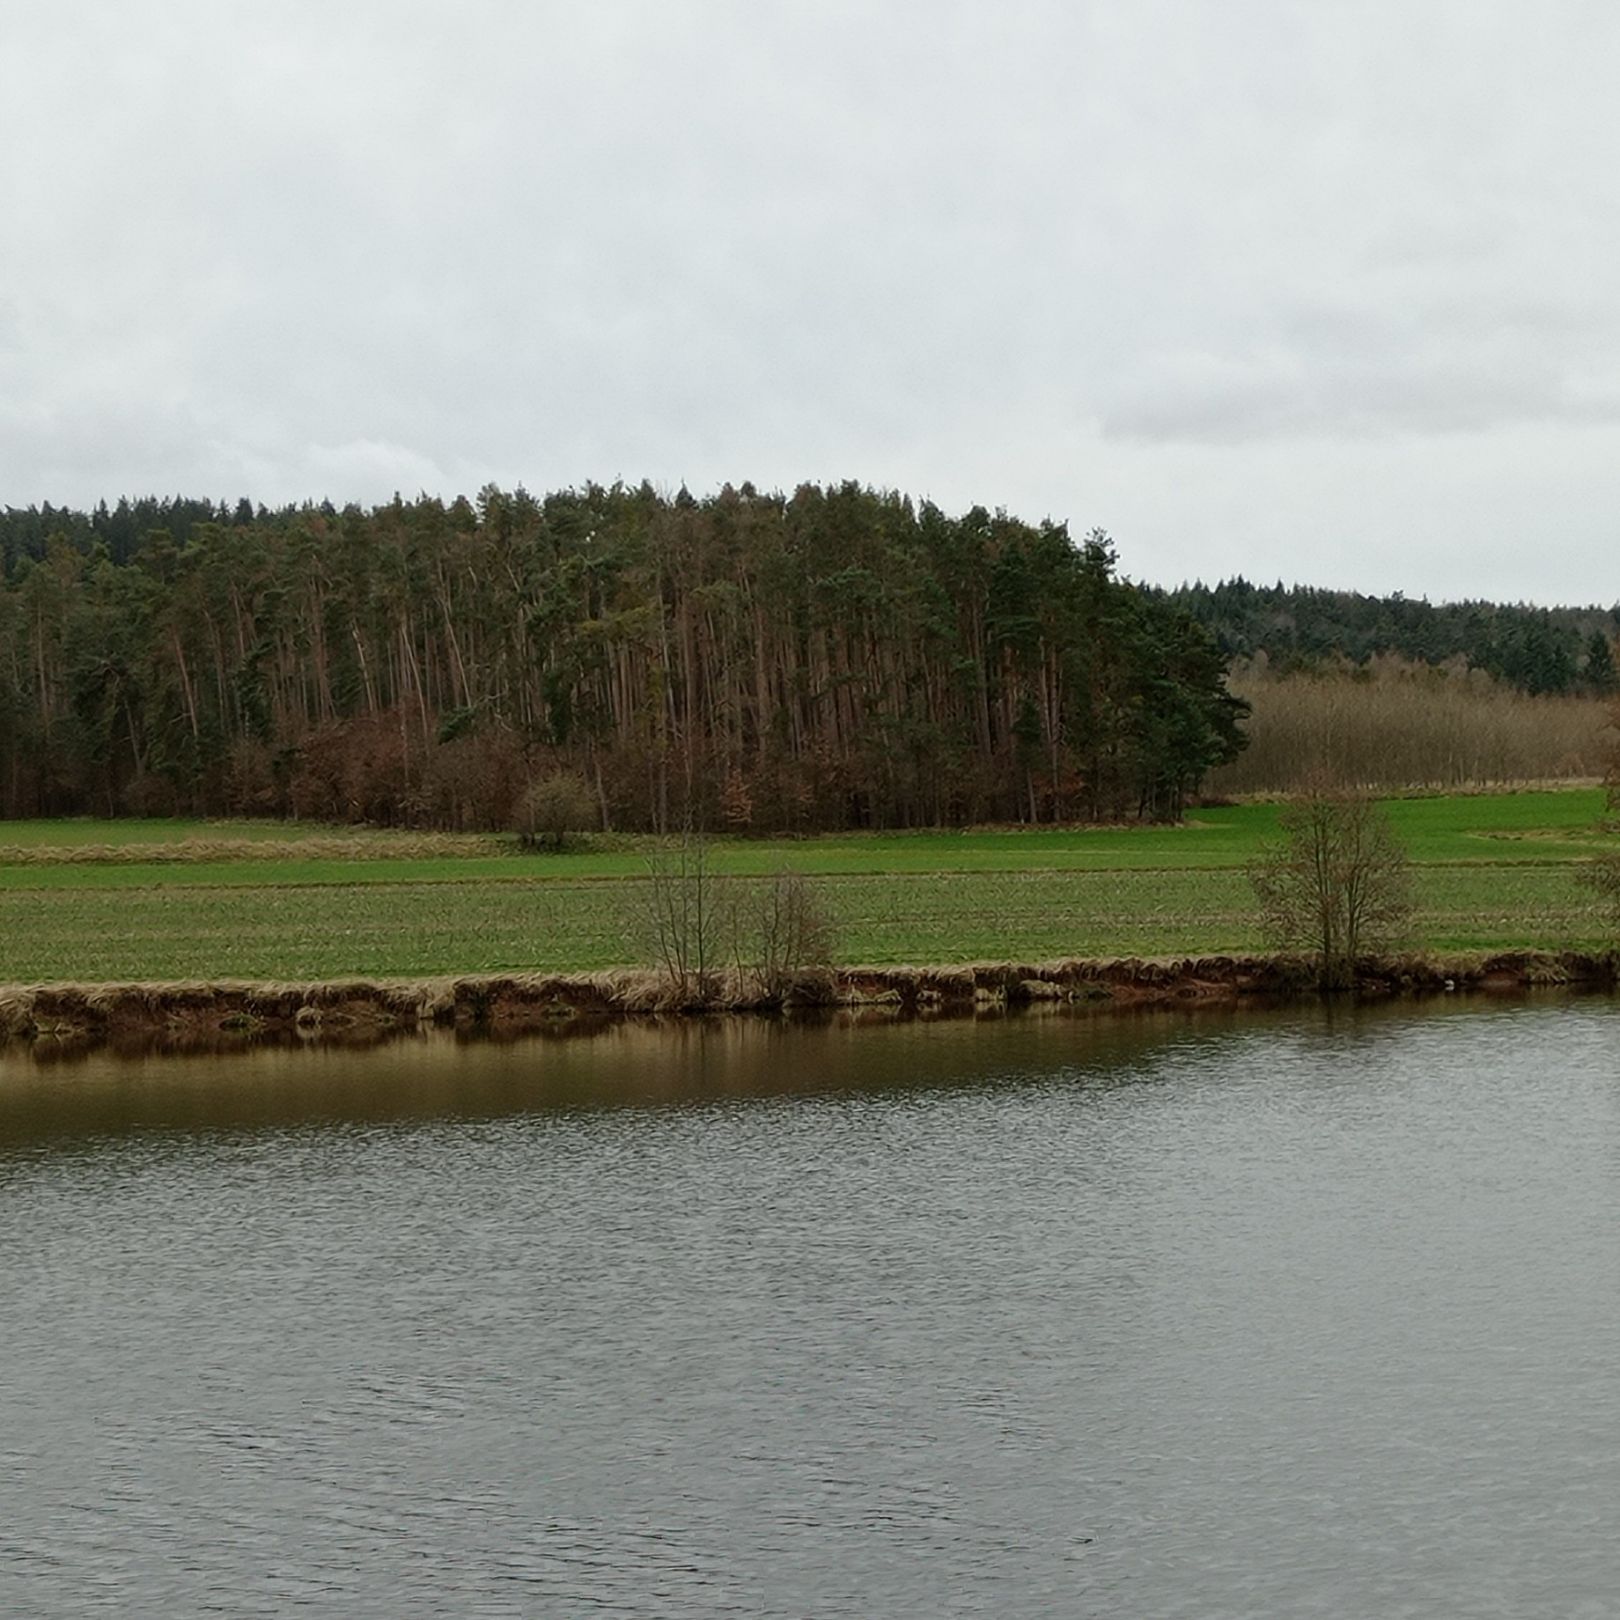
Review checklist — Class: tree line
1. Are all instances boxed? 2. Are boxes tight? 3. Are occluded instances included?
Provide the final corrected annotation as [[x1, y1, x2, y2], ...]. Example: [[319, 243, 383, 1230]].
[[0, 483, 1247, 830], [1208, 654, 1610, 796], [1162, 577, 1620, 696]]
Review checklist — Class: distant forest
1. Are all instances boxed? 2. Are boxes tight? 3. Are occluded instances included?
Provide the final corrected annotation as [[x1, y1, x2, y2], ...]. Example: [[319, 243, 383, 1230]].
[[0, 485, 1248, 829], [1161, 578, 1620, 696]]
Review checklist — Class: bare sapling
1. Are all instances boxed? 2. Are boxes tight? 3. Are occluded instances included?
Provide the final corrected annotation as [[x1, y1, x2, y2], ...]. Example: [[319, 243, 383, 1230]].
[[625, 827, 725, 1006], [624, 838, 838, 1008], [1248, 780, 1414, 990]]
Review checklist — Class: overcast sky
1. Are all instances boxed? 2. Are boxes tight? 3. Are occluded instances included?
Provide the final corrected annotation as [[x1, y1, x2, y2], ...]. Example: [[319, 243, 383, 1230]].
[[4, 1, 1619, 605]]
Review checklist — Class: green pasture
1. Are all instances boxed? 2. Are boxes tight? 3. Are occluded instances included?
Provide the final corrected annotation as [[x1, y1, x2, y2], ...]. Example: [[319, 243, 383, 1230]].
[[1, 789, 1609, 887], [0, 789, 1613, 983]]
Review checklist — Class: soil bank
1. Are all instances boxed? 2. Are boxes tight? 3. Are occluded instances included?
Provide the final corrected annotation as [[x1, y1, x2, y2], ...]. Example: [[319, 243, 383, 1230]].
[[2, 950, 1615, 1058]]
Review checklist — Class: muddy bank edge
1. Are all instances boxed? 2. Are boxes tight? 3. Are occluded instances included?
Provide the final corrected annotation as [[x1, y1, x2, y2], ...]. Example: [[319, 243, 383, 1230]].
[[3, 951, 1616, 1053]]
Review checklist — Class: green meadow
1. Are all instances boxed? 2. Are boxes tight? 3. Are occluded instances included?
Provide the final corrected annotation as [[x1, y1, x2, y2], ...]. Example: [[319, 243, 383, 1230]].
[[1, 789, 1613, 984]]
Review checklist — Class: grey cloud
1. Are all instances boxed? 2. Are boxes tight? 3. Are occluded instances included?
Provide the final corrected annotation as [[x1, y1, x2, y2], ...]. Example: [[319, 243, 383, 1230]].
[[1103, 337, 1619, 444], [5, 1, 1620, 604], [1102, 275, 1620, 444]]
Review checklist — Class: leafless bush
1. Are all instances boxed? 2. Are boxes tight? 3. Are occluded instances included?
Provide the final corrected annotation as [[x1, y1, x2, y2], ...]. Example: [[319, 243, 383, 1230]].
[[119, 770, 179, 817], [1249, 781, 1414, 989], [623, 839, 836, 1006], [288, 712, 415, 824], [624, 830, 726, 1005], [728, 869, 836, 1005], [224, 740, 282, 816]]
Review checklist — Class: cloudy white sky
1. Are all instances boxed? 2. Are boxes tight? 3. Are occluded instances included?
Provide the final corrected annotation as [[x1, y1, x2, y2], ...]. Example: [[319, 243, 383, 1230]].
[[4, 1, 1619, 604]]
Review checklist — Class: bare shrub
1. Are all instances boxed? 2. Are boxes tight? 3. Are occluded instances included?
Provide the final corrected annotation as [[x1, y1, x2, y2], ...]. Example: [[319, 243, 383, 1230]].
[[720, 767, 755, 830], [624, 830, 725, 1005], [515, 770, 597, 850], [623, 839, 837, 1006], [1249, 782, 1414, 989], [728, 869, 836, 1004], [119, 770, 179, 817]]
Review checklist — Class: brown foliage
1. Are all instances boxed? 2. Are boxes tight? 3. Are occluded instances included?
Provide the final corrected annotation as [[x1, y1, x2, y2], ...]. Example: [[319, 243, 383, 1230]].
[[720, 768, 755, 830], [288, 713, 415, 824], [1212, 656, 1609, 796], [422, 730, 528, 831], [224, 742, 277, 817], [119, 770, 179, 818], [515, 771, 597, 850]]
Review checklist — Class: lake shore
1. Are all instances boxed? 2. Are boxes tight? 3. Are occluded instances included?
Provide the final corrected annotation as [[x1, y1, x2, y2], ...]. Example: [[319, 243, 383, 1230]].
[[4, 948, 1615, 1057]]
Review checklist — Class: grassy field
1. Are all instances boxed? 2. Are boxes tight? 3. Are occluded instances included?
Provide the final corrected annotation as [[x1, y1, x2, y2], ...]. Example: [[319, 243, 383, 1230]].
[[1, 790, 1614, 984]]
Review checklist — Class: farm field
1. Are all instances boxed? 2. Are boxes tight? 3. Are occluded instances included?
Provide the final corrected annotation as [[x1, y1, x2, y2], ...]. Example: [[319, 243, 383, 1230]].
[[0, 789, 1613, 984]]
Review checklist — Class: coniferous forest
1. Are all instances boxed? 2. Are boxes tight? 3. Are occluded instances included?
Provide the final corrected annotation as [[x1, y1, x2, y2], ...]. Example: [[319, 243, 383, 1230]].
[[1162, 578, 1620, 696], [0, 483, 1248, 830]]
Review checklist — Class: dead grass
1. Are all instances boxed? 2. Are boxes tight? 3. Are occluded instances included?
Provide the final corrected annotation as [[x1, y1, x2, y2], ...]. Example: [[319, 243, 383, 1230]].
[[0, 832, 506, 865]]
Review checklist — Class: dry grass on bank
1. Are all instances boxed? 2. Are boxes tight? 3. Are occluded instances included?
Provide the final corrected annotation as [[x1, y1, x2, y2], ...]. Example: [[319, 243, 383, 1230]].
[[1212, 657, 1615, 796], [6, 950, 1616, 1055]]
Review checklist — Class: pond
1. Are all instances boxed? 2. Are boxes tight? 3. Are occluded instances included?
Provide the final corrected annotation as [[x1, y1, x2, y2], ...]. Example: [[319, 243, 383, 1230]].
[[4, 999, 1618, 1617]]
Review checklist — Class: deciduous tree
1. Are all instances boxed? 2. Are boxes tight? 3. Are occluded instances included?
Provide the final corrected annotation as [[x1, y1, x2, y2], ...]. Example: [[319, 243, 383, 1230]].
[[1249, 784, 1413, 989], [515, 771, 596, 851]]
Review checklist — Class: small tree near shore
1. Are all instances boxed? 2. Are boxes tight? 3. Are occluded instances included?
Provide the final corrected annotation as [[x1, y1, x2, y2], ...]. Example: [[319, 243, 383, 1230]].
[[624, 833, 836, 1006], [1249, 783, 1414, 990], [1578, 700, 1620, 937], [728, 869, 836, 1004], [627, 828, 723, 1003]]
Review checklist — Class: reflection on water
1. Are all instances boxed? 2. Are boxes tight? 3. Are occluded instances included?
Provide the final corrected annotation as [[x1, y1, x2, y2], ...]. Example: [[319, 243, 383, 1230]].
[[0, 1002, 1302, 1148], [4, 997, 1619, 1617]]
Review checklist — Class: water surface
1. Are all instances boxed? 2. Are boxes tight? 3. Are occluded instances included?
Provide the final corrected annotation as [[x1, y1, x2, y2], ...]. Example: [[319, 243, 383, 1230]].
[[4, 1001, 1618, 1617]]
